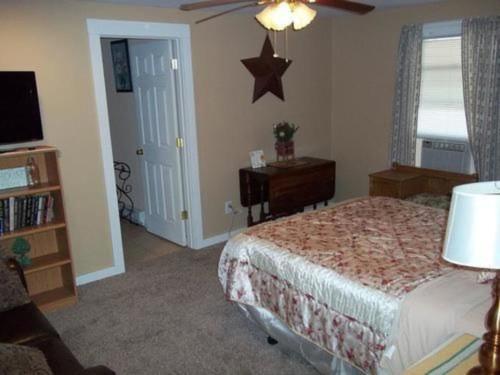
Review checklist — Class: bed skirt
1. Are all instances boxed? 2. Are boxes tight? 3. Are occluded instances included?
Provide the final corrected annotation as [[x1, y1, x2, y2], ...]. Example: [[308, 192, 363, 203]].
[[237, 303, 363, 375]]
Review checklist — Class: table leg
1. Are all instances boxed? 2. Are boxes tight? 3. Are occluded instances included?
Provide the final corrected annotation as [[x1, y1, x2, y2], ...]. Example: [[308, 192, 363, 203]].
[[259, 182, 265, 223], [246, 172, 253, 227]]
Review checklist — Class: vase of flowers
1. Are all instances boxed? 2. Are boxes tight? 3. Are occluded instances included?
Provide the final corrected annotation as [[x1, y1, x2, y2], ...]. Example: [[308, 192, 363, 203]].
[[273, 121, 299, 161]]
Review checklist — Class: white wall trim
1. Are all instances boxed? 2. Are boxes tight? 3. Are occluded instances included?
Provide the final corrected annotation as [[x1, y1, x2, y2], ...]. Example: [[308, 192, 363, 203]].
[[86, 19, 204, 282], [76, 265, 123, 286], [173, 28, 205, 250], [197, 227, 245, 249]]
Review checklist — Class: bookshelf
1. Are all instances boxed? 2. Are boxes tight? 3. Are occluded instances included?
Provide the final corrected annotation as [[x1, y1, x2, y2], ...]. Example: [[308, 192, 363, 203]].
[[0, 146, 77, 312]]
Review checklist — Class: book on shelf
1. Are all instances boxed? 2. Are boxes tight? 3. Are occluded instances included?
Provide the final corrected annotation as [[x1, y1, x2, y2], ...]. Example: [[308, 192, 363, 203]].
[[3, 198, 9, 228], [0, 193, 55, 235], [9, 196, 14, 232]]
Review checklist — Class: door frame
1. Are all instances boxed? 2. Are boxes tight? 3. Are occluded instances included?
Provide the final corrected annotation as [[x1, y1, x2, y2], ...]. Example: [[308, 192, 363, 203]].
[[84, 19, 204, 284]]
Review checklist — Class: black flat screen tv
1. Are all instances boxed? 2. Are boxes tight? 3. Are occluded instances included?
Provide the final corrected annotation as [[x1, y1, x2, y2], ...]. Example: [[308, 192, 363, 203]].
[[0, 71, 44, 145]]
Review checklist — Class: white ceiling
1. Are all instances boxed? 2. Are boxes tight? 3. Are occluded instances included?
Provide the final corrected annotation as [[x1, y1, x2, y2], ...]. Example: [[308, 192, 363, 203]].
[[90, 0, 447, 16]]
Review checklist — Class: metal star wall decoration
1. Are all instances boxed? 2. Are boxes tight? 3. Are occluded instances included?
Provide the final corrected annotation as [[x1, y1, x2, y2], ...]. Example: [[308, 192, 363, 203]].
[[241, 35, 292, 103]]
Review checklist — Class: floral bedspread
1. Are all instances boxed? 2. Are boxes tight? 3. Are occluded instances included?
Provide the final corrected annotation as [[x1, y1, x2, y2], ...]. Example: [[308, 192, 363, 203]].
[[218, 197, 455, 373]]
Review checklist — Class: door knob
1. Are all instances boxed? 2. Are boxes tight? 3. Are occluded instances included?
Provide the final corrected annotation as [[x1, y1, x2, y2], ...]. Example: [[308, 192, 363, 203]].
[[136, 148, 144, 156]]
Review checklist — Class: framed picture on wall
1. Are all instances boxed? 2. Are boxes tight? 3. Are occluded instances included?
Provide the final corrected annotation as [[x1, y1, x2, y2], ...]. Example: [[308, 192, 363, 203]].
[[110, 39, 133, 92]]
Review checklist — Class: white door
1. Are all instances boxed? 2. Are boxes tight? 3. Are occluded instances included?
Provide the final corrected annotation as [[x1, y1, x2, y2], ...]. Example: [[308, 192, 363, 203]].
[[129, 39, 187, 246]]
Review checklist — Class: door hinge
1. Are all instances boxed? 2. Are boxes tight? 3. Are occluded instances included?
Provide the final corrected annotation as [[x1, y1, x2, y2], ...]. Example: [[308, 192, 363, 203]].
[[180, 210, 188, 220], [171, 58, 179, 70], [176, 137, 184, 148]]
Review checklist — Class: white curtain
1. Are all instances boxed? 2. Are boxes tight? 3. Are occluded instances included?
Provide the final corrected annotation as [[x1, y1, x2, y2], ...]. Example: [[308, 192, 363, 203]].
[[462, 16, 500, 181], [390, 24, 423, 166]]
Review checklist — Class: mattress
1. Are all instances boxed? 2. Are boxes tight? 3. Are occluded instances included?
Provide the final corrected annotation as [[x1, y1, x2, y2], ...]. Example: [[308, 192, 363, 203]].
[[218, 197, 490, 373]]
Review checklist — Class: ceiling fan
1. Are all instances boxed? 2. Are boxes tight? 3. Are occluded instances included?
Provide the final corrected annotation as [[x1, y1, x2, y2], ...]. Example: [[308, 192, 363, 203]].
[[180, 0, 375, 30]]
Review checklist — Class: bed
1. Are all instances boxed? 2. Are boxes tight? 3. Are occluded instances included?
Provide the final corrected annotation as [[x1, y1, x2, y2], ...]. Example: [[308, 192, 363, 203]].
[[218, 168, 488, 374]]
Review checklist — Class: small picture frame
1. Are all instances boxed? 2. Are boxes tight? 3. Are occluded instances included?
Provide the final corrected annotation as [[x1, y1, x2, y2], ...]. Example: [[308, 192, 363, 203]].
[[110, 39, 133, 92], [249, 150, 266, 169]]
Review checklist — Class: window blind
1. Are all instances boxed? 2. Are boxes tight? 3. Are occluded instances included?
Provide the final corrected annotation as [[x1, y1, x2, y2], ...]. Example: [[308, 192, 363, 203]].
[[417, 37, 469, 141]]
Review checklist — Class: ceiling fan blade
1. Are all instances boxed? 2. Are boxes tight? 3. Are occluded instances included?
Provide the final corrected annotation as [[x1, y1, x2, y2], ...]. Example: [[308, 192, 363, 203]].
[[180, 0, 255, 11], [311, 0, 374, 14], [195, 3, 261, 23]]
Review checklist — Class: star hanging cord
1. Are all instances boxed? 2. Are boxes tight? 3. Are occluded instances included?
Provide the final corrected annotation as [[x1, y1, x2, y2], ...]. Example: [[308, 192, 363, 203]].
[[241, 35, 292, 103]]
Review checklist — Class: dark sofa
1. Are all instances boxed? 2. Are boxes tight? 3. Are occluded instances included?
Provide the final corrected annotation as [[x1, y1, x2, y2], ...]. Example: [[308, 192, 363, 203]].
[[0, 258, 114, 374]]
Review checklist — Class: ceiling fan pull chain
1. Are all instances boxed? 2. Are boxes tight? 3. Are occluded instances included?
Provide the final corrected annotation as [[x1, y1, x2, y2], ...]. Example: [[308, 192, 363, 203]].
[[273, 30, 279, 57], [285, 26, 288, 62]]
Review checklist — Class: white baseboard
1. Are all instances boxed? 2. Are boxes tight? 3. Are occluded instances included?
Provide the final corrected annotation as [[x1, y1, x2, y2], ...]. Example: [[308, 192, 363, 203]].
[[76, 264, 125, 286], [195, 227, 245, 249]]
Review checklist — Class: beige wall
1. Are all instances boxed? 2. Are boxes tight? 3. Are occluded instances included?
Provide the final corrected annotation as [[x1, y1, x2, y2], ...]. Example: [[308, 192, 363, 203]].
[[195, 15, 333, 234], [330, 0, 500, 202], [0, 0, 332, 276], [101, 38, 145, 212]]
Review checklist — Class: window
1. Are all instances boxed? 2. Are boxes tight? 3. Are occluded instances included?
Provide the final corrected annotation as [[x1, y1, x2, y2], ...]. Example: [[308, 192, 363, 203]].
[[415, 27, 474, 174], [417, 37, 468, 141]]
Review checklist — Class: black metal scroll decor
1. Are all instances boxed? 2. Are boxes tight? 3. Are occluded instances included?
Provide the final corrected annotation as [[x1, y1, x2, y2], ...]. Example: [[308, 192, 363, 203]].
[[114, 161, 135, 224]]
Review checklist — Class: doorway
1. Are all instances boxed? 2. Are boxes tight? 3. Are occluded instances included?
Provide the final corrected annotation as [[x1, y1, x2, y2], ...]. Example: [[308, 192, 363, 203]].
[[85, 19, 204, 283], [101, 37, 188, 265]]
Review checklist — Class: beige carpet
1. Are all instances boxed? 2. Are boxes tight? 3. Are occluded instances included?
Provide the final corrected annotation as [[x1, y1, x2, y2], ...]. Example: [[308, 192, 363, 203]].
[[48, 240, 317, 374]]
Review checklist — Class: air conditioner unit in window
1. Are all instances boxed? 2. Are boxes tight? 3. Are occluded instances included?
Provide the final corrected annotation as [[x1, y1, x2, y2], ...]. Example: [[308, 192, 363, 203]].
[[419, 138, 474, 174]]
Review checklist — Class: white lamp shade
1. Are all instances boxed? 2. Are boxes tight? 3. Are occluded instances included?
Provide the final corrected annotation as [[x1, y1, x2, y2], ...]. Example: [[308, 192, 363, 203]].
[[256, 2, 293, 31], [443, 181, 500, 269], [292, 2, 316, 30]]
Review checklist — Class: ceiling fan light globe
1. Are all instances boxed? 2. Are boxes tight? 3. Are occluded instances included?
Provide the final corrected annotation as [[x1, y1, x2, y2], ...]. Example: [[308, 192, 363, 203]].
[[255, 2, 293, 31], [255, 5, 274, 29], [292, 2, 316, 30], [273, 1, 293, 29]]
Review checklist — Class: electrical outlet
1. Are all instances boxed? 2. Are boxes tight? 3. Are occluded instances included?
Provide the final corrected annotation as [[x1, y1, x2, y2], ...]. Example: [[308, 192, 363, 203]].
[[224, 201, 233, 215]]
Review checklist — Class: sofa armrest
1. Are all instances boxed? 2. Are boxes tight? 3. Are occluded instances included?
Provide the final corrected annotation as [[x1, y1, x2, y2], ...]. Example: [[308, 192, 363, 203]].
[[5, 258, 28, 291], [79, 366, 116, 375]]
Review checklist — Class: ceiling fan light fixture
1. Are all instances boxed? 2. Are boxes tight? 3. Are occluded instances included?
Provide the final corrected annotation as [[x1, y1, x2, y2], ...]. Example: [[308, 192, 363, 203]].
[[256, 1, 293, 31], [291, 2, 316, 30]]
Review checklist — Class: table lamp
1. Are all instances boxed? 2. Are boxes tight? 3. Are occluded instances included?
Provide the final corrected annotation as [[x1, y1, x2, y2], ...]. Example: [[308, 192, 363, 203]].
[[442, 181, 500, 374]]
